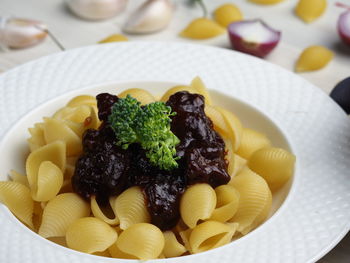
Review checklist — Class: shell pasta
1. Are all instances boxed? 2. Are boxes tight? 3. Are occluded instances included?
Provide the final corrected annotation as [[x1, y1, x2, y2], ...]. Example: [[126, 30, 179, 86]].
[[189, 221, 237, 253], [90, 196, 119, 225], [163, 231, 186, 258], [0, 77, 295, 260], [116, 223, 165, 260], [66, 217, 118, 253], [0, 181, 34, 228], [114, 186, 150, 230], [180, 183, 216, 228], [38, 193, 90, 238]]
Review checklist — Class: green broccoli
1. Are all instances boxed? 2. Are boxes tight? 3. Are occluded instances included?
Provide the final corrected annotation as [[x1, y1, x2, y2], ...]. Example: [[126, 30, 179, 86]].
[[108, 95, 180, 170]]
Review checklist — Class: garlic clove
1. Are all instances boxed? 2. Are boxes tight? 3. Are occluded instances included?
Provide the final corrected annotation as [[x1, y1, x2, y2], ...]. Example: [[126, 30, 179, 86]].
[[0, 17, 47, 49], [65, 0, 127, 21], [123, 0, 173, 34]]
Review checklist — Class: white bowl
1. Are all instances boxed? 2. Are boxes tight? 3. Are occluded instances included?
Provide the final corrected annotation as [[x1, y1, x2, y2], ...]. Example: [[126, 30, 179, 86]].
[[0, 80, 296, 260]]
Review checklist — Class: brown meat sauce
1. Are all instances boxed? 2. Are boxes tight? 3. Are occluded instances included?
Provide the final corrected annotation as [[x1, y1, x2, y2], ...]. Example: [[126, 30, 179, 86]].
[[72, 91, 230, 230]]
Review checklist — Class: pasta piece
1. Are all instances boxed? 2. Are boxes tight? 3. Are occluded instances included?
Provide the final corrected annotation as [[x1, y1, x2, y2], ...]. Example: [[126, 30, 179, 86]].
[[64, 164, 75, 180], [248, 147, 296, 191], [33, 201, 43, 231], [33, 201, 43, 215], [66, 217, 117, 254], [215, 106, 243, 151], [39, 193, 90, 238], [109, 241, 138, 259], [227, 154, 248, 186], [160, 85, 198, 102], [82, 106, 100, 130], [158, 253, 166, 259], [56, 106, 100, 135], [253, 186, 272, 229], [26, 142, 65, 201], [93, 250, 111, 257], [229, 168, 272, 235], [65, 157, 77, 181], [226, 222, 239, 233], [205, 105, 230, 137], [180, 184, 216, 228], [30, 161, 63, 202], [0, 181, 34, 228], [179, 228, 192, 252], [180, 18, 225, 39], [190, 76, 212, 105], [63, 120, 85, 139], [118, 88, 156, 105], [113, 186, 150, 230], [189, 221, 236, 254], [9, 170, 29, 187], [26, 141, 66, 188], [116, 223, 164, 260], [53, 105, 91, 123], [114, 225, 123, 234], [67, 95, 99, 126], [27, 123, 46, 152], [163, 231, 186, 258], [91, 195, 119, 225], [210, 185, 240, 222], [67, 95, 97, 107], [174, 219, 188, 233], [231, 154, 247, 177], [236, 128, 271, 159], [43, 117, 82, 156], [40, 201, 47, 209], [223, 136, 235, 176]]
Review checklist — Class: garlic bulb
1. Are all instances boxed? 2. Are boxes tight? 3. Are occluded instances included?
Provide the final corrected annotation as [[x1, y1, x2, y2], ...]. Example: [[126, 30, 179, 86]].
[[123, 0, 173, 34], [65, 0, 127, 20], [0, 17, 47, 49]]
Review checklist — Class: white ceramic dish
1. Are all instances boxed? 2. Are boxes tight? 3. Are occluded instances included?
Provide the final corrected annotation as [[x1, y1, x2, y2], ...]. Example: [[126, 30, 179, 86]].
[[0, 42, 349, 263]]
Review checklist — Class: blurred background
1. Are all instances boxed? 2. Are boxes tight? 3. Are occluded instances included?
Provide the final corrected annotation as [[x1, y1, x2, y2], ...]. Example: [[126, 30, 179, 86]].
[[0, 0, 349, 262]]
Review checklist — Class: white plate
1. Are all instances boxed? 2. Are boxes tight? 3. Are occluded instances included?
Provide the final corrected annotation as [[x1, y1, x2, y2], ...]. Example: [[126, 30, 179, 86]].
[[0, 42, 349, 263]]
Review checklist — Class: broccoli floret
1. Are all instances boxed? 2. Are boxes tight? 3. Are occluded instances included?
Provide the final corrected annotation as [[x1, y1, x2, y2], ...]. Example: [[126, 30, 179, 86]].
[[108, 95, 141, 149], [108, 95, 180, 170]]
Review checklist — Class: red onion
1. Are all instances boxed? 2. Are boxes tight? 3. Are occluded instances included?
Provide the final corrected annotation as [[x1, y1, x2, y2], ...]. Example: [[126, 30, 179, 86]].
[[228, 19, 281, 58], [338, 10, 350, 46]]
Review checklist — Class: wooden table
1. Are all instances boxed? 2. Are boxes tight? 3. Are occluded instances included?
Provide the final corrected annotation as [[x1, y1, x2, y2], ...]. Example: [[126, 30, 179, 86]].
[[0, 0, 349, 262]]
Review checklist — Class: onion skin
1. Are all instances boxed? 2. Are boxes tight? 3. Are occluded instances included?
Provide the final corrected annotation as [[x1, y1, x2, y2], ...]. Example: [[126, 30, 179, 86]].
[[228, 20, 281, 58], [338, 11, 350, 46]]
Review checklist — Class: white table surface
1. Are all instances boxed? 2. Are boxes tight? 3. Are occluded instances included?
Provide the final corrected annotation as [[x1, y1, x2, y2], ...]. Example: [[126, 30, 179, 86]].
[[0, 0, 349, 262]]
